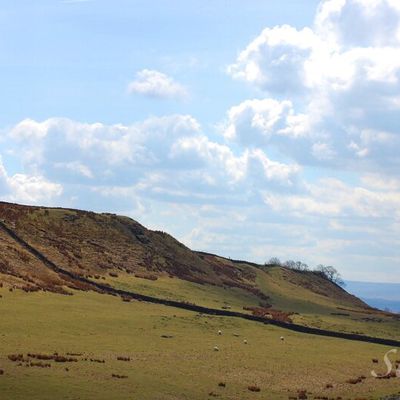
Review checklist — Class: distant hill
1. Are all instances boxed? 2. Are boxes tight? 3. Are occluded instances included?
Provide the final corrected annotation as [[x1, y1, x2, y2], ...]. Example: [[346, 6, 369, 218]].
[[346, 281, 400, 312], [361, 298, 400, 313]]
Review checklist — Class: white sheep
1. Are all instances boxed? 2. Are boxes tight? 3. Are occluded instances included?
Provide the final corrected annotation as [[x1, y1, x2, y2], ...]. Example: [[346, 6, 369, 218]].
[[280, 336, 285, 341], [213, 345, 219, 352], [218, 330, 222, 336], [243, 339, 248, 344]]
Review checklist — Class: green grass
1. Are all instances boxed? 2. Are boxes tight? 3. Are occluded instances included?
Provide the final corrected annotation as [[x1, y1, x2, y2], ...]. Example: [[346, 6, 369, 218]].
[[105, 269, 400, 341], [105, 273, 261, 312], [1, 287, 400, 400]]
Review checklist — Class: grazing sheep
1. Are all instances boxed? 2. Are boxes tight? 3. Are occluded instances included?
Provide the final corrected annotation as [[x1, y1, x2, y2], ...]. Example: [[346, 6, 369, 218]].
[[213, 346, 219, 352], [280, 336, 285, 341], [218, 330, 222, 335], [243, 339, 248, 344]]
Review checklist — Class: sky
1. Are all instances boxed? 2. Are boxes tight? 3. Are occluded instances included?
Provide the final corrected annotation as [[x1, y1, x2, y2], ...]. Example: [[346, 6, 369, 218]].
[[1, 0, 400, 283]]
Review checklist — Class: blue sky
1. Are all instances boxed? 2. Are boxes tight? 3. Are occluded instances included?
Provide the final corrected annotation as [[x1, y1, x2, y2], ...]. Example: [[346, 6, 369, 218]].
[[0, 0, 319, 128], [1, 0, 400, 283]]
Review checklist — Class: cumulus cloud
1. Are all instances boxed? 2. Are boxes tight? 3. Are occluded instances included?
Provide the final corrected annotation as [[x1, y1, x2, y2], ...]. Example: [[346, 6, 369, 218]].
[[263, 178, 400, 219], [9, 115, 201, 178], [227, 24, 318, 94], [171, 135, 300, 186], [223, 98, 310, 145], [5, 115, 300, 212], [127, 69, 188, 99], [0, 157, 62, 204], [227, 0, 400, 174]]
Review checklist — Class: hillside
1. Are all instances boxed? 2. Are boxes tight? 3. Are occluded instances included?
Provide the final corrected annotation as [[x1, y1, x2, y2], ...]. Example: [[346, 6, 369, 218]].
[[2, 201, 400, 400], [0, 202, 260, 293], [0, 201, 399, 341]]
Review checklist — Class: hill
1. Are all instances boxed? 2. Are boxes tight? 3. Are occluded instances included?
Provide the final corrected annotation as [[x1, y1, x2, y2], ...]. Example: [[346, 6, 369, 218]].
[[346, 281, 400, 312], [0, 201, 399, 341], [1, 201, 400, 399]]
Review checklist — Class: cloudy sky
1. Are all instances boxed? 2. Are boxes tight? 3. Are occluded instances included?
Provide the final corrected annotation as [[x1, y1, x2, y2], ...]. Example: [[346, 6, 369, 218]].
[[1, 0, 400, 283]]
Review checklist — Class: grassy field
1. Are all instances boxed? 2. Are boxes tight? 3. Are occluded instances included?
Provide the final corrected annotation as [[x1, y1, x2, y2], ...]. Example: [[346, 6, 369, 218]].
[[256, 267, 400, 341], [1, 287, 400, 400], [105, 269, 400, 341], [105, 273, 262, 312]]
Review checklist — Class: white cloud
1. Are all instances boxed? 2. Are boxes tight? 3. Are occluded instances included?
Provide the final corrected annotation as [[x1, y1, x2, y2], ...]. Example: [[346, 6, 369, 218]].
[[312, 142, 336, 160], [171, 135, 300, 186], [227, 0, 400, 174], [5, 115, 300, 214], [9, 115, 201, 177], [127, 69, 188, 100], [315, 0, 400, 48], [227, 24, 318, 94], [223, 98, 310, 146], [361, 173, 400, 191], [263, 178, 400, 219], [54, 161, 94, 179], [0, 157, 62, 205], [6, 174, 63, 204]]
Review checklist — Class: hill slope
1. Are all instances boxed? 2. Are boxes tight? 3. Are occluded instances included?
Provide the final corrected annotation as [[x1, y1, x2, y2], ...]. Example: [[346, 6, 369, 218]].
[[2, 202, 400, 400], [0, 201, 399, 340]]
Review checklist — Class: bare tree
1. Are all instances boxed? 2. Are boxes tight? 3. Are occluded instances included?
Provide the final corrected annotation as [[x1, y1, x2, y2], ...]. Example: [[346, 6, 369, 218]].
[[267, 257, 282, 266], [284, 260, 296, 269], [284, 260, 309, 271], [315, 265, 345, 286]]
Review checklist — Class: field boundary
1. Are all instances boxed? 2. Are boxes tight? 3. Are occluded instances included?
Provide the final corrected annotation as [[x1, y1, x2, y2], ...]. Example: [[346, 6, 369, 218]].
[[1, 219, 400, 348]]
